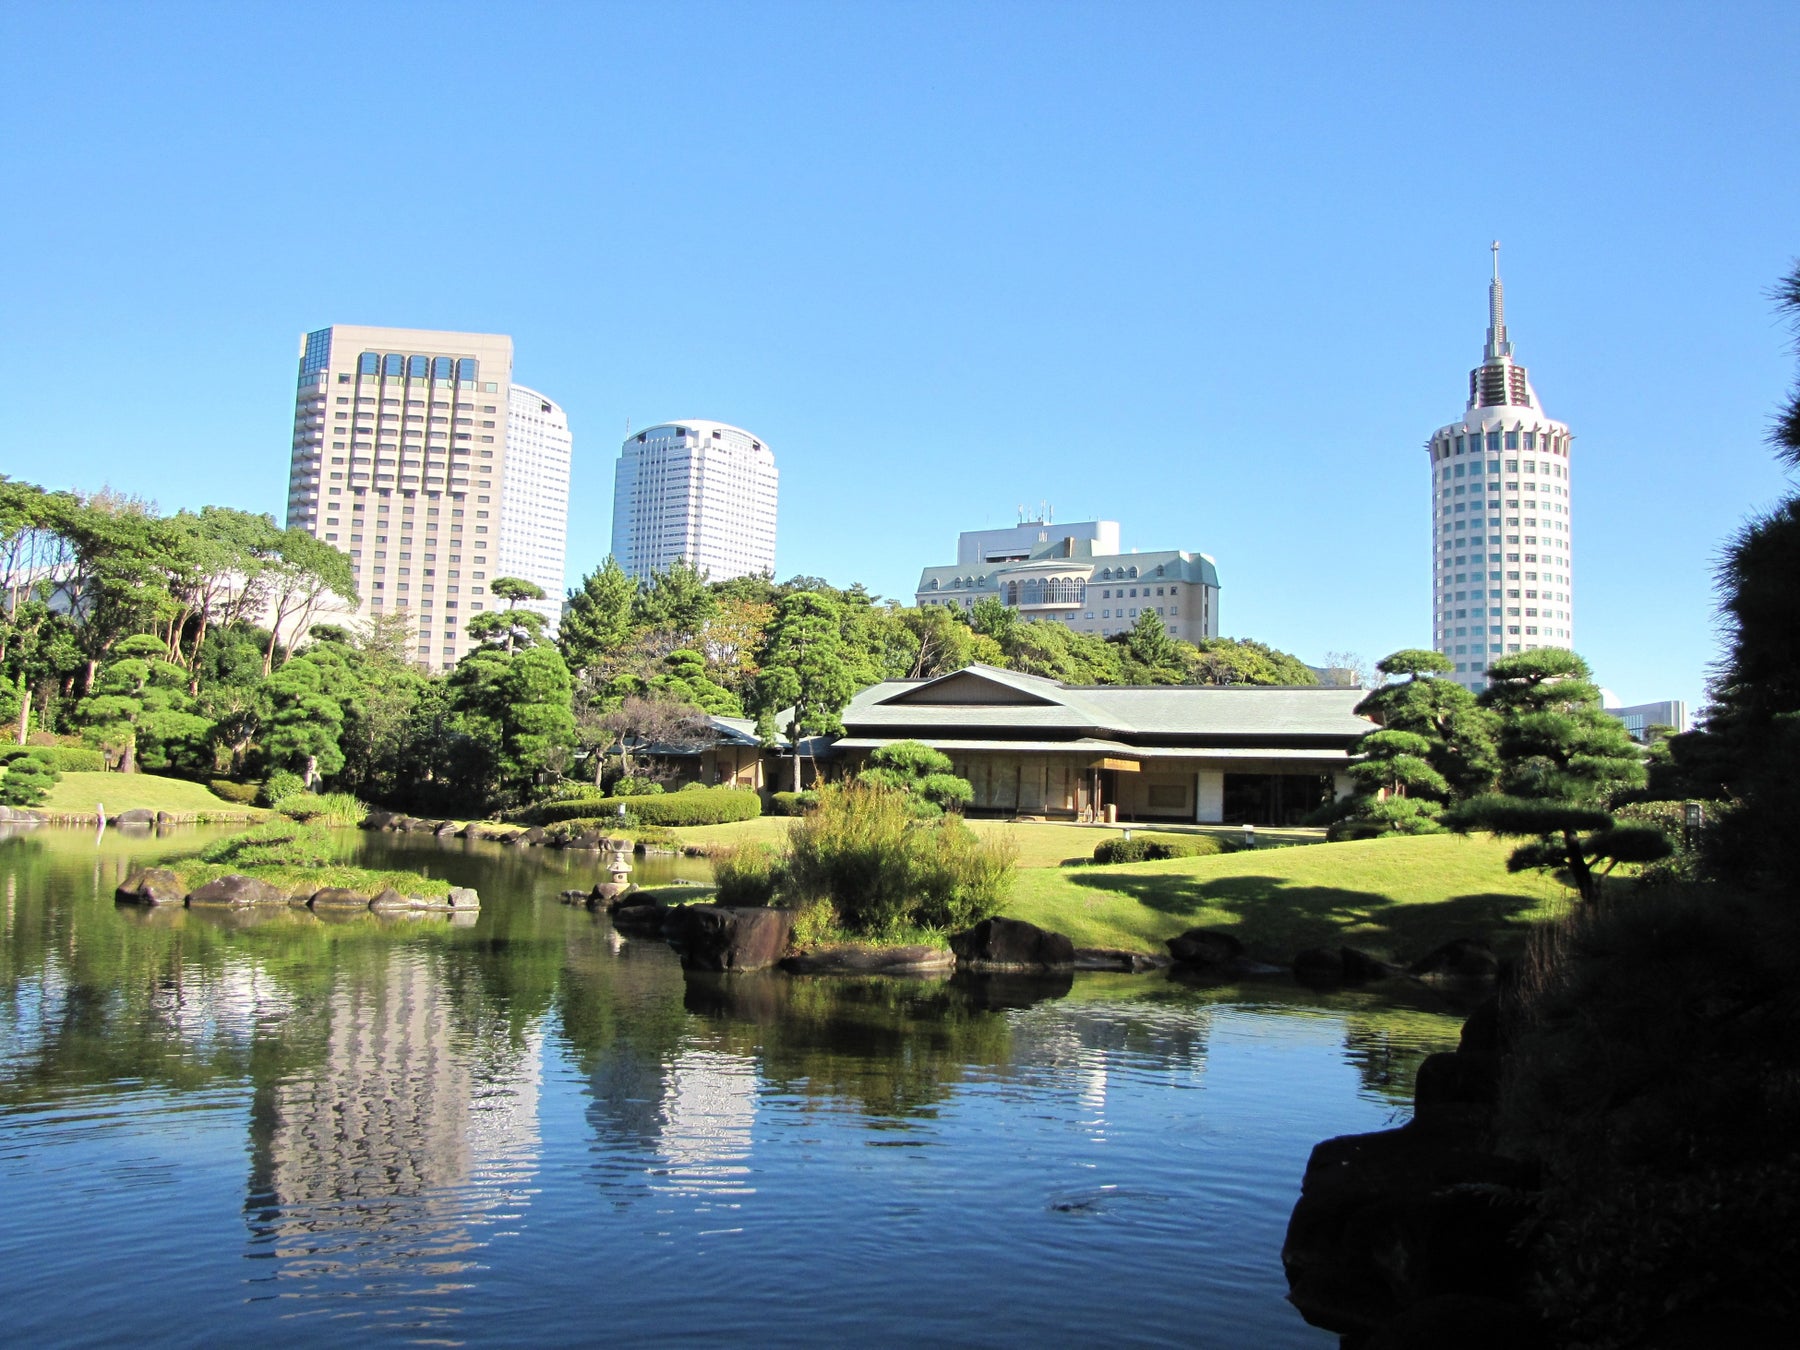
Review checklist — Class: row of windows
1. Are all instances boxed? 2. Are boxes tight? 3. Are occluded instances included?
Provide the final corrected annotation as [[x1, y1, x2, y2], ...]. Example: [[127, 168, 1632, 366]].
[[358, 352, 479, 381], [1435, 430, 1569, 461], [1440, 457, 1568, 480]]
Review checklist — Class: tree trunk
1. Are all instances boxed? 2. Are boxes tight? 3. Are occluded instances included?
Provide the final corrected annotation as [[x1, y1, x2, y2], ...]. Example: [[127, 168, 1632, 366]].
[[15, 674, 27, 745], [1565, 829, 1598, 902], [122, 731, 136, 775], [792, 746, 801, 793]]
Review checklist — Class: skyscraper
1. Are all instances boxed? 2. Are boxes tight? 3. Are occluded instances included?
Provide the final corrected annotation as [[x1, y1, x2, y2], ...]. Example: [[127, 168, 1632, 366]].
[[288, 325, 570, 669], [1426, 248, 1575, 692], [610, 421, 777, 582], [496, 384, 572, 633]]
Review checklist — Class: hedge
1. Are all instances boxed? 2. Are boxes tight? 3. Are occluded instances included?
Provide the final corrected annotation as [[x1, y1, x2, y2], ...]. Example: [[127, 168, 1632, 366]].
[[0, 745, 103, 772], [1092, 834, 1228, 864], [527, 786, 761, 828], [770, 790, 819, 817], [209, 779, 261, 805]]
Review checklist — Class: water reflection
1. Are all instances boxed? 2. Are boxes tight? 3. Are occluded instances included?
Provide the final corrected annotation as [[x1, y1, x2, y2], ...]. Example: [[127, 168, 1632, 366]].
[[0, 824, 1472, 1347]]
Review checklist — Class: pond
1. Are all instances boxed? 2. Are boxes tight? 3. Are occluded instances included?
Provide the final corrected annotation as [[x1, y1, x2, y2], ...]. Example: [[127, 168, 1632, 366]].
[[0, 823, 1468, 1347]]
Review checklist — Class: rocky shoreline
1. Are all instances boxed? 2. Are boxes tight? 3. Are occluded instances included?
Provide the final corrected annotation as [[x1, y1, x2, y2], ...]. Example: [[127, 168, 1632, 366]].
[[113, 866, 480, 916]]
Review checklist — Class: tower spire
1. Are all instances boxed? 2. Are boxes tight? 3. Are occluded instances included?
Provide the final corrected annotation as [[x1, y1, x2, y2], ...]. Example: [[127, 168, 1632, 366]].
[[1485, 240, 1512, 361]]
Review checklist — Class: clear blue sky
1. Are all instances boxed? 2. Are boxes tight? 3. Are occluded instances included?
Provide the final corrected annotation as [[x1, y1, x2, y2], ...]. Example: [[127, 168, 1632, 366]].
[[3, 1, 1797, 710]]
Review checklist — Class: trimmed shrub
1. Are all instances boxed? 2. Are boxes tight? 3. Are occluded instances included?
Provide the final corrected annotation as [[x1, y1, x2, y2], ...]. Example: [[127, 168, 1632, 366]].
[[0, 754, 59, 806], [611, 776, 665, 797], [45, 746, 105, 773], [258, 771, 306, 808], [1092, 834, 1226, 864], [209, 779, 260, 805], [770, 790, 819, 817], [525, 786, 760, 828], [713, 844, 784, 906]]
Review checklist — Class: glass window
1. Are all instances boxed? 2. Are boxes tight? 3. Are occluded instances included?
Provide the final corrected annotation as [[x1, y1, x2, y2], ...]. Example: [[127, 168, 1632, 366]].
[[408, 355, 428, 378], [1486, 432, 1501, 453], [1454, 436, 1465, 454], [358, 352, 379, 375], [457, 358, 478, 381], [1504, 431, 1519, 450], [383, 353, 404, 376], [432, 356, 453, 379]]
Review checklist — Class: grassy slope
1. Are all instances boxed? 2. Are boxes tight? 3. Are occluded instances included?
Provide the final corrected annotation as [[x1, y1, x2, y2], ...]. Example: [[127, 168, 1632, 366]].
[[1005, 833, 1571, 961], [40, 771, 259, 818]]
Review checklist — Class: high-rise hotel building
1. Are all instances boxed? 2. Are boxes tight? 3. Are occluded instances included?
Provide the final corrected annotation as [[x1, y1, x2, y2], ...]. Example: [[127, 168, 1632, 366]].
[[1427, 249, 1574, 692], [287, 325, 571, 668], [610, 420, 777, 582]]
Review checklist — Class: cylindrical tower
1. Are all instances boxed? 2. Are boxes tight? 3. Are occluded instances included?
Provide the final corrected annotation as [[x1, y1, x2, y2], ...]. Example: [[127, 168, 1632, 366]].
[[1427, 246, 1574, 693]]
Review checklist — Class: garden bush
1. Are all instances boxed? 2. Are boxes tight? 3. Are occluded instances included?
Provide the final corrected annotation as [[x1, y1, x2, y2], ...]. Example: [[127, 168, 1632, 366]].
[[611, 776, 665, 797], [1092, 834, 1225, 864], [910, 817, 1017, 929], [208, 779, 260, 805], [258, 771, 306, 807], [713, 844, 784, 906], [44, 746, 105, 772], [770, 790, 819, 816]]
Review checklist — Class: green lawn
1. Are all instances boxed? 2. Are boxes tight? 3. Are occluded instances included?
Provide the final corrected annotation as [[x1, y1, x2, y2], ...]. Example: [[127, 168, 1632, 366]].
[[1004, 832, 1572, 962], [38, 771, 262, 820]]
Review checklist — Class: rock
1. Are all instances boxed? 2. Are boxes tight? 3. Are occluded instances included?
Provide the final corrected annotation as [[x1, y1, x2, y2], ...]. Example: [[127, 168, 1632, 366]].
[[1410, 938, 1499, 985], [1282, 1125, 1538, 1335], [1165, 927, 1245, 969], [558, 829, 604, 850], [1363, 1294, 1550, 1350], [112, 808, 157, 826], [0, 805, 45, 823], [949, 917, 1075, 971], [1341, 945, 1400, 982], [1412, 1051, 1501, 1123], [435, 820, 462, 836], [155, 811, 176, 826], [1293, 946, 1346, 983], [1073, 947, 1171, 972], [780, 945, 956, 976], [588, 882, 632, 908], [363, 809, 401, 830], [367, 887, 411, 912], [559, 888, 587, 903], [1458, 996, 1506, 1056], [185, 873, 290, 908], [115, 866, 186, 905], [610, 903, 667, 935], [445, 886, 479, 909], [505, 826, 546, 847], [668, 904, 796, 973], [310, 886, 369, 910]]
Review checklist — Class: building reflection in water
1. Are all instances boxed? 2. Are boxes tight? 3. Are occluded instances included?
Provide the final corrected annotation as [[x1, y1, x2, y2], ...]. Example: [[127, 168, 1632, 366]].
[[244, 947, 542, 1313]]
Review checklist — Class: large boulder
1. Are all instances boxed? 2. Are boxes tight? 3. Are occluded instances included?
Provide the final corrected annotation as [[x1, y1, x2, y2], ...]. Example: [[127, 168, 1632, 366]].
[[1410, 938, 1499, 985], [0, 805, 45, 823], [434, 820, 462, 837], [116, 867, 186, 905], [112, 808, 157, 826], [949, 917, 1075, 971], [363, 809, 402, 830], [781, 945, 956, 976], [1363, 1294, 1550, 1350], [367, 887, 411, 912], [669, 904, 796, 972], [1282, 1125, 1538, 1336], [610, 902, 668, 935], [186, 873, 290, 908], [1165, 927, 1245, 969], [310, 886, 370, 910]]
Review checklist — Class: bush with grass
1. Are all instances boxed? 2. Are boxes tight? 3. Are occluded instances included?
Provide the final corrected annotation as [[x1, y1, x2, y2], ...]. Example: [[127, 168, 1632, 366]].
[[713, 844, 785, 906], [523, 786, 761, 828], [208, 779, 260, 805], [199, 819, 334, 869], [277, 791, 367, 827], [1092, 834, 1225, 864], [783, 782, 1017, 938], [611, 776, 665, 797]]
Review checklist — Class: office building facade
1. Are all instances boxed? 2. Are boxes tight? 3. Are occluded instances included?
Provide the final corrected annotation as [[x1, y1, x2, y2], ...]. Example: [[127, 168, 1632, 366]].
[[610, 421, 777, 582], [288, 325, 570, 669], [915, 517, 1220, 643], [496, 384, 572, 633], [1427, 248, 1575, 691]]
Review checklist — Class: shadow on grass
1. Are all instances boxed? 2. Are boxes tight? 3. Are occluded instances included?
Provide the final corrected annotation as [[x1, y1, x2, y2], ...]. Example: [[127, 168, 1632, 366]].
[[1063, 871, 1551, 961]]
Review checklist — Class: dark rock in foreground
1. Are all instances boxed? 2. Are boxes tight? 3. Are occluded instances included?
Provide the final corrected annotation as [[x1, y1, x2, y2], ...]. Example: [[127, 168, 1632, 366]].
[[112, 808, 157, 826], [1362, 1293, 1550, 1349], [1293, 944, 1402, 985], [309, 886, 369, 910], [668, 904, 796, 972], [115, 867, 186, 905], [781, 944, 955, 976], [1410, 938, 1499, 985], [186, 873, 290, 908], [950, 916, 1074, 971], [1165, 927, 1244, 969]]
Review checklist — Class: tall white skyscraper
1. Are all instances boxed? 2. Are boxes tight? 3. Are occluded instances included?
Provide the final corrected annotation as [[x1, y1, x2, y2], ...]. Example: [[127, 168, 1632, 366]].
[[288, 325, 571, 670], [1427, 247, 1575, 692], [610, 420, 777, 582], [496, 384, 572, 633]]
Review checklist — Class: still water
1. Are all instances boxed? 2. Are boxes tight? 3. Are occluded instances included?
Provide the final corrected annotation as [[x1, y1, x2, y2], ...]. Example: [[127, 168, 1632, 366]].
[[0, 824, 1464, 1347]]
